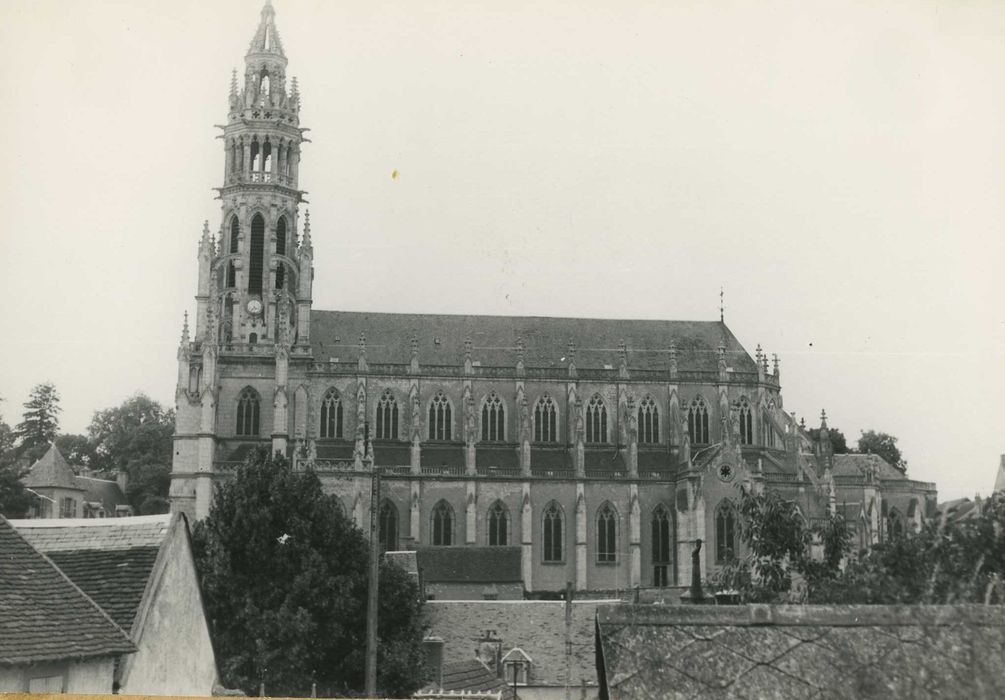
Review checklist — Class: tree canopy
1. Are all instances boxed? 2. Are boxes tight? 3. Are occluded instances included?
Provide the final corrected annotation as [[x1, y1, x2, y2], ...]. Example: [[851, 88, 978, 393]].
[[87, 393, 174, 513], [192, 449, 427, 697], [858, 430, 906, 472], [712, 487, 1005, 605], [14, 383, 61, 456], [0, 402, 32, 518]]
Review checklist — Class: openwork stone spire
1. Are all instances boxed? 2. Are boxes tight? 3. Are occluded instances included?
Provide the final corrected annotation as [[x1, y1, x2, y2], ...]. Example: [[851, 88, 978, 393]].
[[248, 1, 286, 58]]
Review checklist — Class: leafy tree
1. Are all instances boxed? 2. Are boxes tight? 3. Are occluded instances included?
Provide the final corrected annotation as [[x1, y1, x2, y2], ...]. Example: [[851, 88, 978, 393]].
[[87, 394, 174, 513], [14, 383, 61, 455], [816, 493, 1005, 604], [858, 430, 906, 472], [54, 434, 99, 472], [0, 404, 33, 517], [808, 427, 849, 454], [712, 487, 852, 603], [192, 449, 426, 697]]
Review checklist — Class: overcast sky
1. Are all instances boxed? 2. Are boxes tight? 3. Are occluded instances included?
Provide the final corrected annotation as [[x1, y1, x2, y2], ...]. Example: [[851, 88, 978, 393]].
[[1, 0, 1002, 499]]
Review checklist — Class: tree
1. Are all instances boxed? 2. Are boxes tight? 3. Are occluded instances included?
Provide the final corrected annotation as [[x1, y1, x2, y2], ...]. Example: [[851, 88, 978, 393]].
[[14, 383, 61, 455], [712, 487, 852, 603], [858, 430, 906, 472], [0, 402, 33, 518], [87, 394, 174, 513], [54, 434, 99, 472], [815, 493, 1005, 605], [808, 427, 849, 454], [192, 449, 427, 697]]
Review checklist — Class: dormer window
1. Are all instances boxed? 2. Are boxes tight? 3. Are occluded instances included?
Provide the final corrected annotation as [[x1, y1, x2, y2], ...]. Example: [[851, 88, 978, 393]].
[[502, 648, 532, 686]]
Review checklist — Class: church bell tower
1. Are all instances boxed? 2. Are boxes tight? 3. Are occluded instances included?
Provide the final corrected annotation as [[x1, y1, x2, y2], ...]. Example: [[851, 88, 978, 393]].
[[173, 0, 314, 519]]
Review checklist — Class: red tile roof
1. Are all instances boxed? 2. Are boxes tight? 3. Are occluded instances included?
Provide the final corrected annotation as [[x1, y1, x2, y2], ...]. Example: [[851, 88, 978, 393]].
[[0, 516, 135, 665]]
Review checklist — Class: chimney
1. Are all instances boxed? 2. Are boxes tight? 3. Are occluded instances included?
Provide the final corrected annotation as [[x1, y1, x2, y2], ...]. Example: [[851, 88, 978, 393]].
[[422, 637, 444, 688], [116, 471, 129, 496]]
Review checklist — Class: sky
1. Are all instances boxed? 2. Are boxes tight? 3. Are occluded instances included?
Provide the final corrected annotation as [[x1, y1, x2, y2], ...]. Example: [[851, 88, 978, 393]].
[[0, 0, 1003, 499]]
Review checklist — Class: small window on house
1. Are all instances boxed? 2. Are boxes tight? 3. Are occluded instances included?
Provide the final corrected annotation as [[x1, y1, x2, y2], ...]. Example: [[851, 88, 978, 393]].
[[739, 398, 753, 445], [59, 497, 76, 518], [236, 388, 261, 436], [502, 649, 532, 686], [428, 391, 451, 441], [652, 505, 673, 586], [376, 390, 398, 440], [534, 395, 557, 443], [688, 397, 710, 445], [638, 395, 659, 444], [596, 502, 617, 564], [320, 388, 344, 439], [586, 394, 607, 444], [543, 501, 563, 563], [715, 500, 739, 564], [481, 393, 505, 442], [488, 500, 509, 546], [432, 500, 453, 546]]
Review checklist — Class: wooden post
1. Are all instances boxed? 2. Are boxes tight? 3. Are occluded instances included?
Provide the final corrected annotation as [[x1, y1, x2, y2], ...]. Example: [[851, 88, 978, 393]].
[[365, 422, 380, 696]]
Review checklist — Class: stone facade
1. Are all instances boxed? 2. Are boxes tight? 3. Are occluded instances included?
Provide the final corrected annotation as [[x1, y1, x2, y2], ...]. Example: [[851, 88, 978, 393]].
[[170, 1, 937, 591]]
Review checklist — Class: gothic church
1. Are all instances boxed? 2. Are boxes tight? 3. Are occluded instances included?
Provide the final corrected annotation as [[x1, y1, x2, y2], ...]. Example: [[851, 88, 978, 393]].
[[171, 2, 937, 591]]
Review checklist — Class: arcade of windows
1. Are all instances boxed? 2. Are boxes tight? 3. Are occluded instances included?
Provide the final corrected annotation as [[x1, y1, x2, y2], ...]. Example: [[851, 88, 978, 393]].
[[534, 395, 558, 443], [688, 397, 710, 445], [429, 391, 452, 441], [596, 502, 617, 563], [432, 500, 454, 546], [586, 394, 607, 444], [236, 388, 261, 436], [488, 500, 509, 546], [376, 390, 398, 440], [638, 396, 659, 444], [715, 500, 739, 564], [482, 393, 505, 442]]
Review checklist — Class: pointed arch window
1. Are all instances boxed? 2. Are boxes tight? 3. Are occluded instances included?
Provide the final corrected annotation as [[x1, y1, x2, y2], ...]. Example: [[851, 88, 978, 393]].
[[586, 394, 607, 444], [738, 398, 753, 446], [652, 505, 673, 586], [488, 500, 509, 546], [887, 508, 905, 540], [715, 500, 739, 564], [432, 500, 454, 546], [275, 216, 288, 289], [236, 388, 261, 437], [688, 397, 710, 445], [229, 215, 240, 254], [320, 389, 344, 439], [596, 502, 618, 564], [379, 500, 398, 553], [428, 391, 452, 441], [376, 390, 398, 440], [248, 213, 265, 296], [638, 396, 659, 444], [481, 393, 505, 442], [543, 501, 564, 563], [534, 396, 557, 443]]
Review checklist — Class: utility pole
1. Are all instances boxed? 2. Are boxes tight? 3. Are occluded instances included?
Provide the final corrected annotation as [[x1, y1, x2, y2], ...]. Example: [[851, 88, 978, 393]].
[[364, 422, 380, 697]]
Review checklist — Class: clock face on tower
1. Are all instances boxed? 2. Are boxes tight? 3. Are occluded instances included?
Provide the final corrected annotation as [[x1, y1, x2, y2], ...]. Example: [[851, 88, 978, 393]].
[[247, 299, 263, 316]]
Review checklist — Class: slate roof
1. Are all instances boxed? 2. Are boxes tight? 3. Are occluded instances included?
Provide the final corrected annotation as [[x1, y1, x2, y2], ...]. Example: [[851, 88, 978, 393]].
[[10, 515, 172, 634], [832, 453, 905, 481], [425, 600, 611, 687], [596, 604, 1005, 699], [0, 516, 135, 665], [310, 311, 756, 373], [418, 546, 523, 584], [439, 659, 510, 696], [22, 444, 83, 490], [77, 476, 130, 513]]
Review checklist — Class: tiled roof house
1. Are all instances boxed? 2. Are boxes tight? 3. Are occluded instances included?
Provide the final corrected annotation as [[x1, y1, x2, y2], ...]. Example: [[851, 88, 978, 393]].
[[21, 444, 132, 519], [418, 546, 523, 600], [0, 515, 135, 693], [11, 513, 219, 696], [424, 599, 615, 700], [595, 604, 1005, 700]]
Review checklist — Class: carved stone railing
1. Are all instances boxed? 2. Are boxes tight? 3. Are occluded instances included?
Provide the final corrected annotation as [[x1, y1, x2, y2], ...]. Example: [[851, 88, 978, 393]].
[[420, 464, 466, 476]]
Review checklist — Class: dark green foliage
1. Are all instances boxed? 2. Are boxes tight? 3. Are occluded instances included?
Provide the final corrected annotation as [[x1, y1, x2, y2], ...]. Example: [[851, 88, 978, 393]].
[[87, 394, 174, 513], [807, 427, 849, 454], [858, 430, 906, 471], [55, 434, 98, 471], [192, 449, 426, 697], [0, 405, 32, 518], [14, 383, 61, 453], [816, 492, 1005, 604]]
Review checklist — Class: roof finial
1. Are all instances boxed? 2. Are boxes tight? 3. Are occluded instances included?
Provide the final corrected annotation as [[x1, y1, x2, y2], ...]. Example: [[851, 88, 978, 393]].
[[230, 68, 238, 97], [820, 409, 828, 429], [719, 285, 724, 323], [302, 209, 311, 244], [181, 311, 190, 343]]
